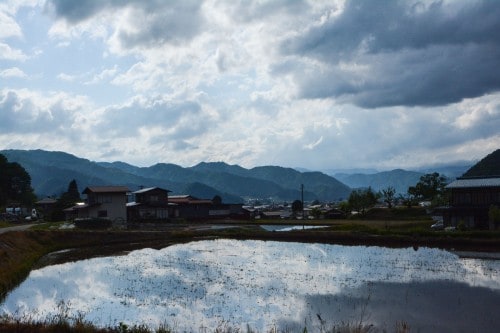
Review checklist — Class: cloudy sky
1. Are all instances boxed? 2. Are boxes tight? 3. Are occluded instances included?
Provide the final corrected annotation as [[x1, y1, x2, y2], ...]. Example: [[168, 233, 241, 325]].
[[1, 0, 499, 171]]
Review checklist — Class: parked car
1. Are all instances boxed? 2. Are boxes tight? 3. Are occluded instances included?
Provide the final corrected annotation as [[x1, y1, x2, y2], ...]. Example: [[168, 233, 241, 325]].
[[431, 221, 444, 230], [0, 213, 21, 223]]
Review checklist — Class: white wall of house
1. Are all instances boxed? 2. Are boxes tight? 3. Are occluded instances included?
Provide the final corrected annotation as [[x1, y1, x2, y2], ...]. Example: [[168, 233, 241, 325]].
[[86, 193, 127, 221]]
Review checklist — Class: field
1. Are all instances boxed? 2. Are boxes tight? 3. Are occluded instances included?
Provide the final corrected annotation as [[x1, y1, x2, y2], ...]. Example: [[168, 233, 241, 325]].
[[2, 238, 500, 332], [1, 214, 500, 332]]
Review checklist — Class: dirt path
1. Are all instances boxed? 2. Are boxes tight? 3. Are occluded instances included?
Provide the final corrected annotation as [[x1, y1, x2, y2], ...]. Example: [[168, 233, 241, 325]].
[[0, 223, 38, 234]]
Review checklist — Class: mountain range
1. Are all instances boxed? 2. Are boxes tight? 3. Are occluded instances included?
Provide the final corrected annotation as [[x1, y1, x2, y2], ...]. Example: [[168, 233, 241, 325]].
[[0, 149, 351, 203], [1, 149, 487, 203]]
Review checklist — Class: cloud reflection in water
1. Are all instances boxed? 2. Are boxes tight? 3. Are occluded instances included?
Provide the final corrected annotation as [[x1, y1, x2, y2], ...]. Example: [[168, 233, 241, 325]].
[[1, 240, 499, 332]]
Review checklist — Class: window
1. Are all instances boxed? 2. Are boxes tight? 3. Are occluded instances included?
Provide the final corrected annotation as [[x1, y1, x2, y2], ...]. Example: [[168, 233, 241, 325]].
[[97, 194, 112, 203]]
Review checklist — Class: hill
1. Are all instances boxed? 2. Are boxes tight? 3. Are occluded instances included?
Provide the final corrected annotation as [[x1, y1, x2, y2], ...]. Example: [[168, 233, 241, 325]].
[[462, 149, 500, 177], [0, 149, 351, 203], [334, 169, 423, 194]]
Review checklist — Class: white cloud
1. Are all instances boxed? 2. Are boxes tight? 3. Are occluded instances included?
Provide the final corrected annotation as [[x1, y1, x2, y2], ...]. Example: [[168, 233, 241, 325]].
[[57, 72, 76, 81], [0, 67, 27, 78], [85, 65, 118, 84], [0, 42, 28, 61], [0, 9, 23, 39], [0, 0, 498, 171]]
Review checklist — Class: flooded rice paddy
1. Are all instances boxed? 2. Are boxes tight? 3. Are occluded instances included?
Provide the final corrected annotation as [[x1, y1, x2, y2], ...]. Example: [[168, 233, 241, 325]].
[[2, 239, 500, 332]]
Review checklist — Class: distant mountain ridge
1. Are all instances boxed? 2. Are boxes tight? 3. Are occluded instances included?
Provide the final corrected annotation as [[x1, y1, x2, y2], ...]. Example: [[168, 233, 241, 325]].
[[332, 163, 472, 194], [334, 169, 423, 194], [1, 149, 481, 203], [1, 149, 351, 203]]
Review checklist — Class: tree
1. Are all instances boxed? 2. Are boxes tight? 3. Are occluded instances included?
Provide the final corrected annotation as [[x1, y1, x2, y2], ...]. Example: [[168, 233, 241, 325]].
[[348, 187, 378, 215], [310, 207, 321, 219], [0, 154, 36, 207], [337, 201, 350, 215], [380, 186, 396, 209], [408, 172, 447, 203], [291, 199, 303, 216], [212, 195, 222, 205], [400, 192, 417, 208], [60, 179, 81, 205], [489, 205, 500, 229], [51, 179, 82, 221]]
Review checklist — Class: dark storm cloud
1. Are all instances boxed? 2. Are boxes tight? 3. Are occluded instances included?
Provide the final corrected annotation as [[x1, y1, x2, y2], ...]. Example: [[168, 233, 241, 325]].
[[45, 0, 118, 23], [281, 0, 500, 108], [118, 1, 205, 48], [46, 0, 205, 46], [222, 0, 310, 23]]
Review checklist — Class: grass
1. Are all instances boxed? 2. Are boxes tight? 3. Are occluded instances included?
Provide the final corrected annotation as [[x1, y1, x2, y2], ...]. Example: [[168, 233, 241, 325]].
[[0, 306, 411, 333]]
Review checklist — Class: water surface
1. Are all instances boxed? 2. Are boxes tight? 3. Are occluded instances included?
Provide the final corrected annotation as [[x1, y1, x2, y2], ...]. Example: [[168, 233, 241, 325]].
[[2, 240, 499, 332]]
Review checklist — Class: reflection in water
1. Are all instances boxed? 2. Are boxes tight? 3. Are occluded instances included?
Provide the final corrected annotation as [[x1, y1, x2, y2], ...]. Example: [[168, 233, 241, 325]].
[[1, 240, 499, 332]]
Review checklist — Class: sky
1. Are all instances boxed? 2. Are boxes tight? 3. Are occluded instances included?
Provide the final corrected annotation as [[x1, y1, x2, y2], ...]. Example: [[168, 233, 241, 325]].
[[1, 0, 499, 171]]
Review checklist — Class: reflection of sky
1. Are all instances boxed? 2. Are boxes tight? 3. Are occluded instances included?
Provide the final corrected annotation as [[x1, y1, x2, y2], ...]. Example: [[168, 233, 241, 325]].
[[1, 240, 499, 332]]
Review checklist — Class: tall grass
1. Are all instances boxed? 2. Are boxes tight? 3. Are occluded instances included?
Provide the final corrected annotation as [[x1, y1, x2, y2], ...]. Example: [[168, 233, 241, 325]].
[[0, 308, 411, 333]]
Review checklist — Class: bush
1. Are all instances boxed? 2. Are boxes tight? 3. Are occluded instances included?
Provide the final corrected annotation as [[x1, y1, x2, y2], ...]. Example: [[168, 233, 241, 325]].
[[74, 218, 112, 229]]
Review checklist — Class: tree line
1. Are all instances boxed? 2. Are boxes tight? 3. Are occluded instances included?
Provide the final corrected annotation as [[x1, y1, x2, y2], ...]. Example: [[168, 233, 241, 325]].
[[1, 153, 83, 220], [343, 172, 448, 215]]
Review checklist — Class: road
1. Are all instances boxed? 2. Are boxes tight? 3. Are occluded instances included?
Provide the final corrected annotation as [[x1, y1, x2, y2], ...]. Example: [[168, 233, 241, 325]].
[[0, 223, 37, 234]]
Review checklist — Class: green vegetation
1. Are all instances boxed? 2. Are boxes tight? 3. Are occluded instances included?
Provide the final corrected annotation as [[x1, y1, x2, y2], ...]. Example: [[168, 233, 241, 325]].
[[0, 312, 409, 333], [0, 296, 410, 333], [0, 153, 36, 208], [347, 187, 378, 215], [407, 172, 448, 206]]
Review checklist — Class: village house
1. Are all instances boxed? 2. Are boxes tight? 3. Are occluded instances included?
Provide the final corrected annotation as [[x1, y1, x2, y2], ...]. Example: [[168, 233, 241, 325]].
[[34, 197, 58, 219], [65, 186, 129, 223], [168, 195, 249, 220], [444, 176, 500, 229], [168, 195, 215, 220], [127, 187, 172, 221]]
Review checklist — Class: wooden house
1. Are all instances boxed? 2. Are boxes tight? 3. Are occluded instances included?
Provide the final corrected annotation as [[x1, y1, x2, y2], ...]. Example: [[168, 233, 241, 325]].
[[168, 195, 248, 220], [127, 187, 171, 221], [444, 177, 500, 229], [67, 186, 129, 223]]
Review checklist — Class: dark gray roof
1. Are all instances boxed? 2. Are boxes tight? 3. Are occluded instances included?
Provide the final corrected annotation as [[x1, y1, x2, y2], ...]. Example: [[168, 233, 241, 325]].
[[133, 187, 170, 194], [446, 177, 500, 189], [83, 186, 130, 194]]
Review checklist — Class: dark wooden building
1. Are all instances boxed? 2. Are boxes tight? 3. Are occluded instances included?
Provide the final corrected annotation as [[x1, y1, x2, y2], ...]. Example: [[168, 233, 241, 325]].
[[444, 177, 500, 229], [127, 187, 171, 221], [168, 195, 249, 220]]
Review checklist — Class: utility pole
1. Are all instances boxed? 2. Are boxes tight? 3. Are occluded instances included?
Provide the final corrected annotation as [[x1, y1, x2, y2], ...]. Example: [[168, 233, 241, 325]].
[[301, 184, 305, 229]]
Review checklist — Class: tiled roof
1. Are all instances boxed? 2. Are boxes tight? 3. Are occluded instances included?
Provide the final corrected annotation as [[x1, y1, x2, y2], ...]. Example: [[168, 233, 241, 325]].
[[446, 177, 500, 189], [83, 186, 130, 194]]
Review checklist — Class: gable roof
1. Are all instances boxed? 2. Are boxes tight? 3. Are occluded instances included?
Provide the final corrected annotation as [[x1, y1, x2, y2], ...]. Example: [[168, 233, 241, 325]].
[[133, 187, 171, 194], [82, 186, 130, 194], [35, 197, 58, 204], [446, 177, 500, 189], [168, 195, 212, 204]]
